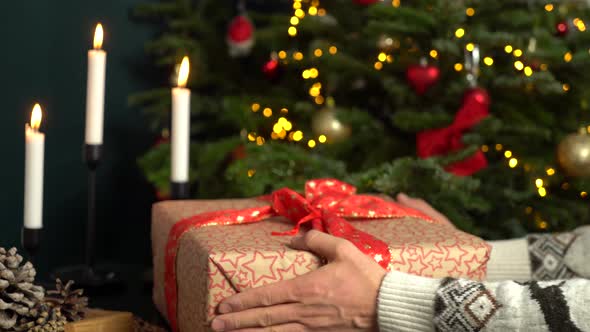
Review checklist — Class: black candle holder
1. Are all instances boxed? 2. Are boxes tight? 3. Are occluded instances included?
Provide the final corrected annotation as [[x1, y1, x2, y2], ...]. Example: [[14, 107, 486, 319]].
[[170, 181, 190, 200], [21, 227, 41, 264], [51, 144, 122, 292]]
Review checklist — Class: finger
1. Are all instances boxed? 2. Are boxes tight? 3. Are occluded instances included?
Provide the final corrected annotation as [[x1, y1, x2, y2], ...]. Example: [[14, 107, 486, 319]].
[[227, 322, 307, 332], [218, 280, 298, 314], [290, 230, 352, 261], [212, 303, 303, 331]]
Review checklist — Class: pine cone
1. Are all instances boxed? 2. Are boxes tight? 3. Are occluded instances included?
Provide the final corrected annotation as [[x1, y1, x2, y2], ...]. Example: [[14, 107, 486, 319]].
[[45, 279, 87, 322], [0, 247, 45, 331], [13, 302, 67, 332]]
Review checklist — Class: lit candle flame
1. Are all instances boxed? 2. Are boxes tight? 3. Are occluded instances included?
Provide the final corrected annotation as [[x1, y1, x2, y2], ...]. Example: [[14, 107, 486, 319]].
[[177, 56, 190, 88], [31, 104, 42, 131], [93, 23, 103, 50]]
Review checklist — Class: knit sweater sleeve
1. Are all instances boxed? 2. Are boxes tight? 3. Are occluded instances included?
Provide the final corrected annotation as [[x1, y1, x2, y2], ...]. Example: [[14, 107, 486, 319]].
[[378, 271, 590, 332], [377, 226, 590, 332]]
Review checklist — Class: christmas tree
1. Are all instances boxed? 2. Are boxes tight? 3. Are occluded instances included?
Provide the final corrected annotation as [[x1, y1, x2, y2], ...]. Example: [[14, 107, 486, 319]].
[[130, 0, 590, 239]]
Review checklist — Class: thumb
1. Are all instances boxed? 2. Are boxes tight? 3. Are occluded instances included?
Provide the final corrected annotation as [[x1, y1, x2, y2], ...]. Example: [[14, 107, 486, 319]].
[[290, 230, 349, 261]]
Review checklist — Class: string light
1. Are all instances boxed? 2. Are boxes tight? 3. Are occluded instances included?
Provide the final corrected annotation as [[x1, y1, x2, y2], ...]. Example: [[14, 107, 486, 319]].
[[293, 131, 303, 141], [564, 52, 573, 62], [495, 143, 503, 151], [315, 96, 325, 104], [454, 63, 463, 71], [545, 3, 554, 11], [575, 18, 586, 31], [247, 169, 256, 177], [263, 107, 273, 117], [302, 70, 311, 79], [281, 108, 288, 114], [308, 139, 316, 148], [295, 9, 305, 18], [329, 46, 337, 54], [562, 182, 570, 190], [466, 43, 475, 51], [309, 68, 319, 78], [290, 16, 300, 25], [378, 52, 387, 62], [314, 48, 323, 57], [374, 61, 383, 70], [524, 66, 533, 77], [504, 45, 513, 53], [537, 220, 548, 229], [581, 191, 588, 198], [288, 26, 298, 37], [293, 52, 303, 60], [256, 136, 265, 146], [540, 63, 548, 71], [538, 187, 547, 197], [483, 57, 494, 66], [278, 51, 287, 59], [247, 132, 256, 141], [563, 83, 570, 92], [525, 206, 533, 214], [429, 49, 438, 59], [514, 61, 524, 71], [509, 158, 518, 168], [386, 55, 394, 63], [546, 168, 555, 176], [455, 28, 465, 38], [392, 0, 400, 7], [535, 179, 544, 188], [318, 135, 327, 143], [466, 8, 475, 16], [481, 145, 489, 152], [318, 8, 326, 16], [309, 6, 318, 15], [513, 49, 523, 57], [504, 150, 512, 158], [293, 1, 302, 9], [251, 103, 260, 112]]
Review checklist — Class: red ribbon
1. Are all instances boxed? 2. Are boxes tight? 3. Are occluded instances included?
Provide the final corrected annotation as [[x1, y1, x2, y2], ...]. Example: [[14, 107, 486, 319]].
[[417, 88, 490, 176], [164, 179, 435, 331]]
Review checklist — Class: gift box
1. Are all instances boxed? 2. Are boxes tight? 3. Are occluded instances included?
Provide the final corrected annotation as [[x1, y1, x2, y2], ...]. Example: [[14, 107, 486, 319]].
[[152, 179, 490, 332]]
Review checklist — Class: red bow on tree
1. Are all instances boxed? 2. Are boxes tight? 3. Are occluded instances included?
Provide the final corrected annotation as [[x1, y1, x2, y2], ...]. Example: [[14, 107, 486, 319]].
[[417, 88, 490, 176]]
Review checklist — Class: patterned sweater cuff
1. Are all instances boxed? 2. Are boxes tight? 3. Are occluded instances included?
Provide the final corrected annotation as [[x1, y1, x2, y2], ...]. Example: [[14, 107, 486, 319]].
[[377, 271, 438, 332]]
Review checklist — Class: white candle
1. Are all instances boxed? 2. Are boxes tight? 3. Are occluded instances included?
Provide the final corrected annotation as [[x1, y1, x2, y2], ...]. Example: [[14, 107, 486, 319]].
[[24, 104, 45, 229], [85, 23, 106, 145], [171, 56, 191, 182]]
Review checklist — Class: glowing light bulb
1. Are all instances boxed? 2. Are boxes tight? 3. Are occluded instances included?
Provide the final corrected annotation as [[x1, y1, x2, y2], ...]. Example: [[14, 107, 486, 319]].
[[455, 28, 465, 38]]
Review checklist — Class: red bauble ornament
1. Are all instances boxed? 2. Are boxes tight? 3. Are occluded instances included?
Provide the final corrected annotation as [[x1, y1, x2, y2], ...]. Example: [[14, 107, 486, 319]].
[[417, 88, 490, 176], [231, 144, 247, 161], [262, 55, 283, 81], [353, 0, 380, 5], [556, 21, 569, 37], [227, 15, 255, 57], [406, 63, 440, 95]]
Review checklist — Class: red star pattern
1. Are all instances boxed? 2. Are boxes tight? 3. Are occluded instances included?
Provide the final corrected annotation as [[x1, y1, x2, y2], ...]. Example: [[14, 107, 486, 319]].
[[218, 249, 248, 269], [242, 251, 279, 285], [443, 242, 469, 266], [428, 256, 443, 271], [408, 256, 428, 275]]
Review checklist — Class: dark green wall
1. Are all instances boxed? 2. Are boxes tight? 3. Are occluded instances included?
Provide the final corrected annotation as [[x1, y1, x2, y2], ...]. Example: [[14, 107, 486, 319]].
[[0, 1, 157, 274]]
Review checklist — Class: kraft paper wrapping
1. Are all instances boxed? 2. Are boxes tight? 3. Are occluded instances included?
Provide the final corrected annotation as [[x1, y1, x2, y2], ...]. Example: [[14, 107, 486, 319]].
[[152, 199, 490, 332]]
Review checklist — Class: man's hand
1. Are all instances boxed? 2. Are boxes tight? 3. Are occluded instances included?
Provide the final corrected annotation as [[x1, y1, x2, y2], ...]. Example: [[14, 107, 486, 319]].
[[396, 193, 453, 227], [211, 230, 386, 332]]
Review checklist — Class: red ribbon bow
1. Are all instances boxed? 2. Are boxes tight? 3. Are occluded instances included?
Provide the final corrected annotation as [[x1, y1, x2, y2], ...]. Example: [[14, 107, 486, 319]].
[[417, 88, 490, 176], [164, 179, 434, 331]]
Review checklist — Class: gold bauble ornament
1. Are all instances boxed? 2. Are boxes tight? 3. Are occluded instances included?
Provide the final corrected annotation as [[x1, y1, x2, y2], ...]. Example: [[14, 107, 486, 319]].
[[557, 129, 590, 177], [311, 98, 351, 143]]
